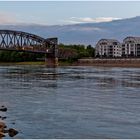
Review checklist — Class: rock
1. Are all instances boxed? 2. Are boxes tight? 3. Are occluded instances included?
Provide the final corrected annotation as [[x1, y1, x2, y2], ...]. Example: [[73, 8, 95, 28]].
[[8, 128, 18, 137], [4, 125, 7, 128], [1, 117, 7, 120], [0, 132, 5, 138], [0, 106, 18, 138], [0, 122, 6, 138], [0, 122, 6, 129], [0, 107, 7, 112], [3, 130, 8, 133]]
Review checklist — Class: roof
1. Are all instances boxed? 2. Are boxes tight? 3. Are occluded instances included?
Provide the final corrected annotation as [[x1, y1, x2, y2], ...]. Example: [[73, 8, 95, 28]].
[[123, 36, 140, 43], [96, 38, 120, 46]]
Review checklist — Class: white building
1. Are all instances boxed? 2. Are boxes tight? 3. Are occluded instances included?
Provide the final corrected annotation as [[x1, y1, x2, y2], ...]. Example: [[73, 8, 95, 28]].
[[122, 37, 140, 57], [95, 39, 122, 58]]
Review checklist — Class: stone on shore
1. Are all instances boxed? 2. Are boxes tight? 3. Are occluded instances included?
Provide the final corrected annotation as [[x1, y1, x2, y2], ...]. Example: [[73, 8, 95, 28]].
[[0, 122, 19, 138], [8, 128, 19, 137], [0, 106, 18, 138], [0, 131, 5, 138], [0, 106, 7, 112], [0, 122, 6, 138], [0, 122, 6, 130]]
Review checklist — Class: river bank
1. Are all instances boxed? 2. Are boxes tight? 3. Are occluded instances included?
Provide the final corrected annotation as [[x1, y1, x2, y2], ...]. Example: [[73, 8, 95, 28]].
[[0, 61, 72, 66], [76, 58, 140, 68], [0, 61, 45, 66], [1, 58, 140, 67]]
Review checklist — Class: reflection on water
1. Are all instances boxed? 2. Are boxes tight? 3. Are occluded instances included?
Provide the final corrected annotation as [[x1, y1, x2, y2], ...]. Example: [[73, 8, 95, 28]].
[[0, 65, 140, 138]]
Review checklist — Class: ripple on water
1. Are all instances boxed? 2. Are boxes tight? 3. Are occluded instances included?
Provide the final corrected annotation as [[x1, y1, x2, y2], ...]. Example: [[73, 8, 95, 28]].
[[0, 66, 140, 138]]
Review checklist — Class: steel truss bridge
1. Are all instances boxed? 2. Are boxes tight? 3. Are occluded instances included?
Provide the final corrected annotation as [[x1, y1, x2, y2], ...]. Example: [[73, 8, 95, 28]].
[[0, 30, 58, 66]]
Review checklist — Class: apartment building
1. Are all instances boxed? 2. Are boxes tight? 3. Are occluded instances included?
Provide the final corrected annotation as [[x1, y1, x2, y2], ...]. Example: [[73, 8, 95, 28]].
[[122, 37, 140, 57], [95, 39, 122, 58]]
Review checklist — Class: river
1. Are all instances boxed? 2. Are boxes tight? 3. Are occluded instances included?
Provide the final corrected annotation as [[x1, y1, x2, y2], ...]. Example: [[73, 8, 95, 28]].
[[0, 65, 140, 139]]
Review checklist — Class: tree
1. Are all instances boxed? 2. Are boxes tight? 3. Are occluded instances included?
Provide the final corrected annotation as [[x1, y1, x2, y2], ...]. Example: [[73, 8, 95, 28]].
[[86, 45, 95, 57]]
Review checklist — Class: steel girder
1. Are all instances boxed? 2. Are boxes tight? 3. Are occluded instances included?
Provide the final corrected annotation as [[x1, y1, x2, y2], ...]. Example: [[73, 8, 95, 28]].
[[0, 30, 58, 55]]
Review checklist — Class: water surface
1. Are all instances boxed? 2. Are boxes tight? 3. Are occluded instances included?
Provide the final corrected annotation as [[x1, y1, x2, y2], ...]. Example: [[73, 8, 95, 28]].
[[0, 65, 140, 139]]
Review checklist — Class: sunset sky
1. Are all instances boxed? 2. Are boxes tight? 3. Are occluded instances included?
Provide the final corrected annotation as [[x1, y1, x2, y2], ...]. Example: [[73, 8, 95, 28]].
[[0, 1, 140, 25]]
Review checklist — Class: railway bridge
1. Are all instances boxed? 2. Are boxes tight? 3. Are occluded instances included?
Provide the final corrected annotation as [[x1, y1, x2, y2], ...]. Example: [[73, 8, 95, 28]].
[[0, 30, 58, 66]]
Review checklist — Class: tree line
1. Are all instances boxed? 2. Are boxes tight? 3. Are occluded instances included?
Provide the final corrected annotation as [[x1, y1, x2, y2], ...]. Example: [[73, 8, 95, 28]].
[[0, 44, 95, 62]]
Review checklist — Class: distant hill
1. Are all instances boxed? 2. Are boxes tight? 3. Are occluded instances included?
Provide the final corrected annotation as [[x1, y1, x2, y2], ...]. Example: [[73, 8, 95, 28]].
[[0, 16, 140, 45]]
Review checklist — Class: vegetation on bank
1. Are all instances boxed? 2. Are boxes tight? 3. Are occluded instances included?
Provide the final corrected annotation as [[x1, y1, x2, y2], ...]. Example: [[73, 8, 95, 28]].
[[0, 44, 95, 63], [0, 51, 43, 62], [58, 44, 95, 63]]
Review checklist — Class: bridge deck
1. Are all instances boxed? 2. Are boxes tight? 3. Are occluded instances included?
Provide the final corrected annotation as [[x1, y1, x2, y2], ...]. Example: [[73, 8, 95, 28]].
[[0, 48, 52, 54]]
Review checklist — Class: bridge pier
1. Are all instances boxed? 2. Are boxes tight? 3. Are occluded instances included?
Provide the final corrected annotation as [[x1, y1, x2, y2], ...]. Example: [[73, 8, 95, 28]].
[[45, 38, 58, 67], [45, 57, 58, 67]]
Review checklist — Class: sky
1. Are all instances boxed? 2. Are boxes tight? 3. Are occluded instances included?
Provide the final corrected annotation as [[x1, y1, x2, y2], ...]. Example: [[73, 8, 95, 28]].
[[0, 1, 140, 25]]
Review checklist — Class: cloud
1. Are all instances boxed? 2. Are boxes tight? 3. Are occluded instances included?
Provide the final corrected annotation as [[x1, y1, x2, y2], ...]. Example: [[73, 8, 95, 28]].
[[0, 12, 49, 25], [0, 12, 17, 25], [68, 26, 102, 31], [62, 17, 121, 24]]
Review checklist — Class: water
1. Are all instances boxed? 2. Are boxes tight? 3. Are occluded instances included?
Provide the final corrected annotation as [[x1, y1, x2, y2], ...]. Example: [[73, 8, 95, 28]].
[[0, 65, 140, 139]]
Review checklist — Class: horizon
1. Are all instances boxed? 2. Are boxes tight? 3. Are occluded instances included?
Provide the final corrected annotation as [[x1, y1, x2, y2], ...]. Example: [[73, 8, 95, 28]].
[[0, 15, 139, 27], [0, 1, 140, 25]]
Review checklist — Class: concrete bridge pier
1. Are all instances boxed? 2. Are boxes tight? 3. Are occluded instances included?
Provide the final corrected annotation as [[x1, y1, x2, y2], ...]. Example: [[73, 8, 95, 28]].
[[45, 57, 58, 67], [45, 38, 58, 67]]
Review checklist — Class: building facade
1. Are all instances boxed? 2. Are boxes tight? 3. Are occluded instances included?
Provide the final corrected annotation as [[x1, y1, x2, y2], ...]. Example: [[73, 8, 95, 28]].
[[95, 39, 122, 58], [122, 37, 140, 57]]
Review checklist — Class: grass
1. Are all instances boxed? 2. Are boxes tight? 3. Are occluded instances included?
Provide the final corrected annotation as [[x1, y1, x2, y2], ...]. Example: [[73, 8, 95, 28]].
[[0, 59, 77, 66], [15, 61, 46, 65], [0, 61, 46, 65]]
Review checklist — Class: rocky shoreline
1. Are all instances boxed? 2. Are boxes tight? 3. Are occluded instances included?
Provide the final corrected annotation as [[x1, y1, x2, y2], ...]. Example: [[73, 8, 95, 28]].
[[0, 106, 18, 139]]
